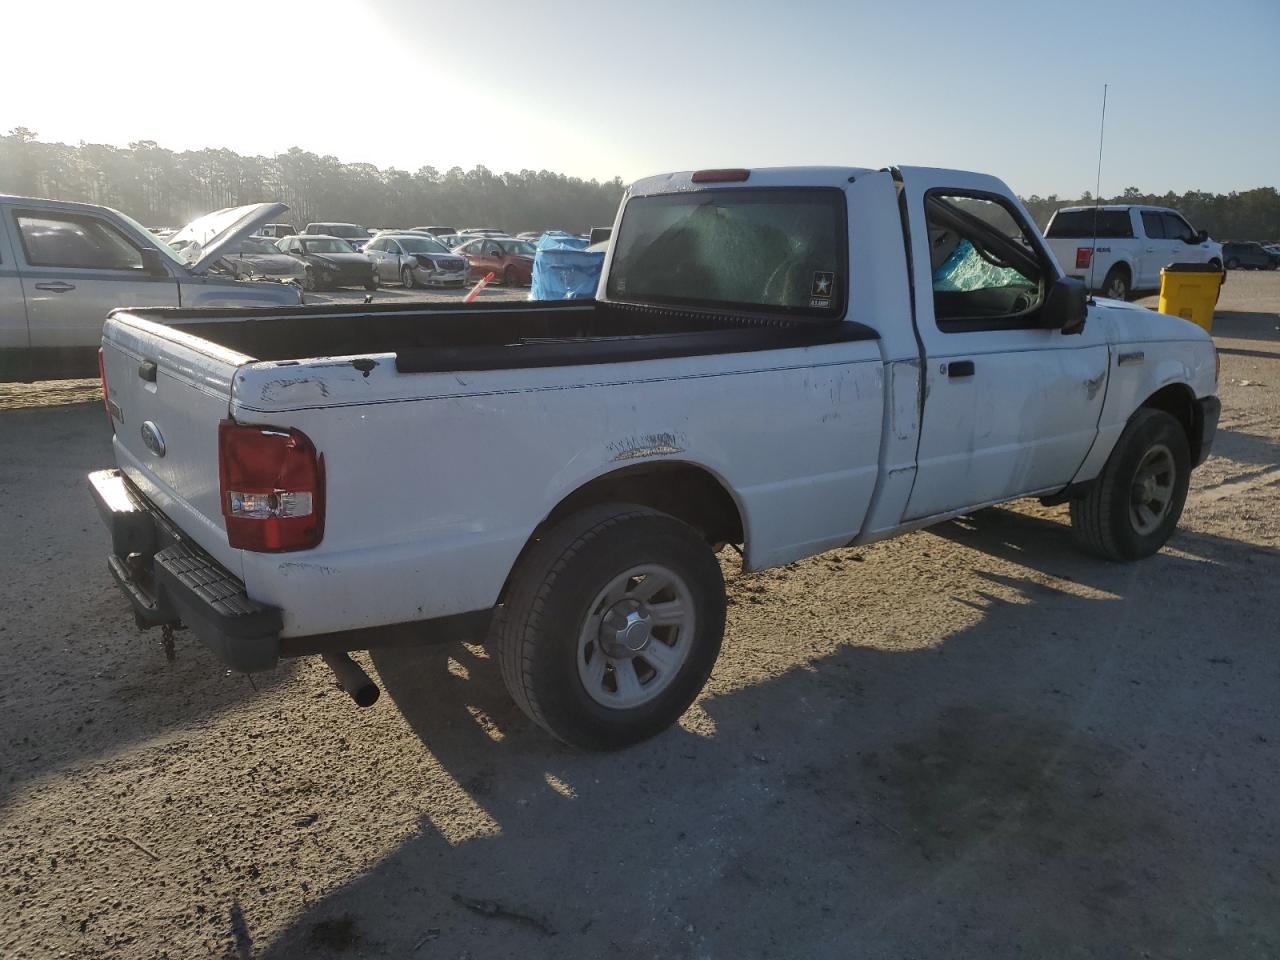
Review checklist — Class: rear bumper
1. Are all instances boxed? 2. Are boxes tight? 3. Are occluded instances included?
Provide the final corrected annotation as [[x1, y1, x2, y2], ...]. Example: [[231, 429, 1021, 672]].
[[1196, 395, 1221, 466], [89, 469, 282, 672]]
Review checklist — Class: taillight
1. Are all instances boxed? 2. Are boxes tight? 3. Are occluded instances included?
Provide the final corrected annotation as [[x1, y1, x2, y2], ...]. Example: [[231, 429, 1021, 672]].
[[218, 420, 324, 552], [691, 168, 750, 183], [1075, 247, 1093, 270], [98, 347, 114, 431]]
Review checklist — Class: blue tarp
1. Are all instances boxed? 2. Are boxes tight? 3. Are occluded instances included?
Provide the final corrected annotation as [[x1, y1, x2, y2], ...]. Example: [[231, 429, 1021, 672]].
[[531, 234, 605, 300]]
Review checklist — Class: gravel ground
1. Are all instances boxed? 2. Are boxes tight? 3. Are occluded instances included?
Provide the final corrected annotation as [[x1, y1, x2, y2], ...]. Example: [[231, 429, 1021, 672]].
[[1, 276, 1277, 959]]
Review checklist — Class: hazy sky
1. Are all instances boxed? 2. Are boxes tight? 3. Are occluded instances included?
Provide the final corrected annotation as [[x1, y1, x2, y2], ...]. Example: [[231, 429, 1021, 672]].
[[5, 0, 1277, 197]]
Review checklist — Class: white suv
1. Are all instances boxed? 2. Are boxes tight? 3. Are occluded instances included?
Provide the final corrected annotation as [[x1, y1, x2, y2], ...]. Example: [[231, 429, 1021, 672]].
[[1044, 205, 1222, 300]]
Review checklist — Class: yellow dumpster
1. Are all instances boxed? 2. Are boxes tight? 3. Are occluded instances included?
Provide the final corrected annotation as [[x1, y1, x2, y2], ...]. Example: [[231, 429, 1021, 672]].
[[1158, 262, 1223, 334]]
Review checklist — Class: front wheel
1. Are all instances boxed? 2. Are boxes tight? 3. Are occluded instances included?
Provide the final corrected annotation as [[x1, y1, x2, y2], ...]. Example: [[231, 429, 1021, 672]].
[[492, 504, 726, 750], [365, 271, 379, 292], [1069, 409, 1191, 561], [401, 266, 416, 289], [1226, 258, 1240, 270]]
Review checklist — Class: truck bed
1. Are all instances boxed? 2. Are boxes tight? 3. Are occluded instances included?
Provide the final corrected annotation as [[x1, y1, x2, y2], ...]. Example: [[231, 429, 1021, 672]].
[[122, 299, 876, 373]]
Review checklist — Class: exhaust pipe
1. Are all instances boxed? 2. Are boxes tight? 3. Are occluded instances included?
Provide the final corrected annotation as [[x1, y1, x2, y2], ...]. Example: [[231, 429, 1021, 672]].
[[322, 652, 380, 707]]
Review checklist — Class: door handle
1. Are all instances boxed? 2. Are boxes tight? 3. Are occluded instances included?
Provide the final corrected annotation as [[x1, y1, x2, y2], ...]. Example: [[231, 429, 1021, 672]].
[[947, 360, 975, 378], [33, 281, 75, 293]]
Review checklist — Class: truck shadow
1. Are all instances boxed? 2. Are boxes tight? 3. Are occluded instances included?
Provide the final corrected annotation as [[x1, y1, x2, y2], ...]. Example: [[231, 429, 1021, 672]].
[[1209, 309, 1280, 345], [256, 511, 1279, 959]]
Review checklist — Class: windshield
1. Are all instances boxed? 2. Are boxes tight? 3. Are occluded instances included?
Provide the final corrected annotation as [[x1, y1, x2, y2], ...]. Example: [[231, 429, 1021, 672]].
[[1046, 209, 1134, 239], [323, 224, 366, 238], [396, 236, 449, 254], [301, 238, 356, 254], [235, 239, 282, 255], [500, 240, 536, 256], [606, 188, 846, 315]]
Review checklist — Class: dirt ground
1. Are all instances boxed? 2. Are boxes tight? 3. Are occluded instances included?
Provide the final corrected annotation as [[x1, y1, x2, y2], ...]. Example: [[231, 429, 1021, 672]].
[[1, 276, 1277, 959]]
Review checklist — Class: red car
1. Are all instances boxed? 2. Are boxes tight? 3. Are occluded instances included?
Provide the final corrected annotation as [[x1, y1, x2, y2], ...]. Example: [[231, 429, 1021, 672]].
[[454, 236, 536, 286]]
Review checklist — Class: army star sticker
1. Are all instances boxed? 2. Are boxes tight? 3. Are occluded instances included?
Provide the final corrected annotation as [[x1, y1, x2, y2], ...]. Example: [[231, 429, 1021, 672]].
[[811, 271, 834, 297]]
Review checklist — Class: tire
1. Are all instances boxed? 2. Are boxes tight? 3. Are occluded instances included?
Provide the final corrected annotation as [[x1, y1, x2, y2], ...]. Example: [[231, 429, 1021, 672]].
[[503, 265, 518, 286], [401, 266, 415, 289], [302, 269, 317, 292], [1226, 258, 1240, 270], [1100, 265, 1130, 301], [1069, 408, 1191, 562], [365, 272, 379, 292], [492, 503, 726, 750]]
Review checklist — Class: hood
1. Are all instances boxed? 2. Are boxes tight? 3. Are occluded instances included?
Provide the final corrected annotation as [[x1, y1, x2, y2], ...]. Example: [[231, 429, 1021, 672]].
[[167, 202, 290, 274], [230, 253, 305, 273]]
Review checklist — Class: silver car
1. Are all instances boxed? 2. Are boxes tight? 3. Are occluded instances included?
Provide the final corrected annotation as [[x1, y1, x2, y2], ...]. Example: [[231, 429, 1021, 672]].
[[365, 232, 470, 289], [221, 236, 307, 283]]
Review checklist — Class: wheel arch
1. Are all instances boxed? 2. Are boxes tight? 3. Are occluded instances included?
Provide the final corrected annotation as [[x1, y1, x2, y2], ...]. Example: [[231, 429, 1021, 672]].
[[1139, 382, 1202, 463], [497, 460, 747, 603]]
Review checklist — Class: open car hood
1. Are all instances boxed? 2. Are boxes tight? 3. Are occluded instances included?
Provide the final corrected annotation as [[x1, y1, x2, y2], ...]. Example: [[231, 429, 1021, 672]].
[[167, 202, 290, 274]]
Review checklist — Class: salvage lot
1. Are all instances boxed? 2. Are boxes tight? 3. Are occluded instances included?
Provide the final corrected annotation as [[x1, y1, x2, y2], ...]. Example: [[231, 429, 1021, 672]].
[[1, 278, 1278, 958]]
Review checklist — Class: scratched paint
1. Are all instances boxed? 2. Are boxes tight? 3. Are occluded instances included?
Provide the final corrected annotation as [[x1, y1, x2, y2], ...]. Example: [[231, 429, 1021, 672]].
[[260, 377, 331, 403], [608, 431, 687, 461]]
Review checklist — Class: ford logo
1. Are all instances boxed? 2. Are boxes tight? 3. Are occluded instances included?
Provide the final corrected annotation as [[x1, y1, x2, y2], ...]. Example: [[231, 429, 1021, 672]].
[[140, 421, 166, 457]]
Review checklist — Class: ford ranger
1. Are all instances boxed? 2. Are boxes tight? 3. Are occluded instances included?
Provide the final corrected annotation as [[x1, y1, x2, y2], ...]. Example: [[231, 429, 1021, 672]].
[[89, 166, 1220, 750]]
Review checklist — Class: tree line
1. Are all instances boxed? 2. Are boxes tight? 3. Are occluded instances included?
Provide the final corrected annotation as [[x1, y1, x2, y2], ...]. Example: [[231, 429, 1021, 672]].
[[2, 129, 1277, 242], [0, 128, 626, 234]]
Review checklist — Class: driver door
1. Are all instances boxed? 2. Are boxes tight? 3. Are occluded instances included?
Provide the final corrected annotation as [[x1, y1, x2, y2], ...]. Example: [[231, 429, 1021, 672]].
[[897, 169, 1109, 520]]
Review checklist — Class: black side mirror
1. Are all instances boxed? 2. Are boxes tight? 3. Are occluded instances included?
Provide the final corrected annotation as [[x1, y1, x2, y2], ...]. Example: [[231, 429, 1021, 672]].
[[1042, 276, 1088, 335], [141, 247, 168, 277], [1195, 229, 1209, 244]]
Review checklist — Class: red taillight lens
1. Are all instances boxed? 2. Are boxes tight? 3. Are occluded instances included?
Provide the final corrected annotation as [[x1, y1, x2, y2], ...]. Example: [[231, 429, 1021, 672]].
[[218, 420, 325, 552], [691, 168, 750, 183], [1075, 247, 1093, 269]]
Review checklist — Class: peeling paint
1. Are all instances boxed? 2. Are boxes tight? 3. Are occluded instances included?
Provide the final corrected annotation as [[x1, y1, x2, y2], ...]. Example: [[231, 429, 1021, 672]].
[[1084, 372, 1105, 400], [260, 377, 331, 403], [278, 561, 338, 577], [608, 431, 686, 461]]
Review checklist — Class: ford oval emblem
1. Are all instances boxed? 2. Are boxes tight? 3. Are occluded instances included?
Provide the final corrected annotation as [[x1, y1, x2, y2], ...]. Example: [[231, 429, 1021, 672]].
[[140, 421, 166, 457]]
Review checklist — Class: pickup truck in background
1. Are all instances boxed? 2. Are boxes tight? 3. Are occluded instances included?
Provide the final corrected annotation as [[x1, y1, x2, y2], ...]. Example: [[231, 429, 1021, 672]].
[[90, 165, 1220, 750], [0, 197, 302, 381], [1044, 204, 1222, 301]]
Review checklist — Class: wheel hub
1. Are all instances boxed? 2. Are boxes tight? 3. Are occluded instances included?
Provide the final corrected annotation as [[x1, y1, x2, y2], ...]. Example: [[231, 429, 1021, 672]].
[[599, 600, 653, 657]]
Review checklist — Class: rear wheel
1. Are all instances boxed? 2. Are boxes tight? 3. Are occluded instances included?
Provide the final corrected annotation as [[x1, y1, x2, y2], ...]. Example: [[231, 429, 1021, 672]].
[[1069, 409, 1191, 561], [1101, 265, 1130, 301], [492, 504, 726, 750], [401, 266, 416, 289]]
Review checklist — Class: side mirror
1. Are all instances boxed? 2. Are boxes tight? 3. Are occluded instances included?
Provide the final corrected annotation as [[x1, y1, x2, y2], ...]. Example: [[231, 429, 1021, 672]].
[[1195, 229, 1209, 244], [141, 247, 168, 277], [1042, 276, 1087, 335]]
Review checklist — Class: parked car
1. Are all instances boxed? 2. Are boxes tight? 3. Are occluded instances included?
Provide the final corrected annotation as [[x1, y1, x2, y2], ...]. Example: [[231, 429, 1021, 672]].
[[458, 227, 508, 238], [302, 222, 372, 251], [0, 196, 301, 381], [435, 233, 464, 250], [409, 226, 457, 237], [221, 236, 307, 284], [258, 223, 297, 239], [1221, 241, 1278, 270], [89, 164, 1218, 751], [454, 236, 536, 285], [276, 235, 378, 291], [364, 232, 469, 288], [1044, 205, 1221, 300]]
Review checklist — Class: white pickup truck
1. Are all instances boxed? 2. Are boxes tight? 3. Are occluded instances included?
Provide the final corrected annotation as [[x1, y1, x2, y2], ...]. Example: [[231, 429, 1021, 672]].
[[1044, 204, 1223, 300], [89, 166, 1220, 750]]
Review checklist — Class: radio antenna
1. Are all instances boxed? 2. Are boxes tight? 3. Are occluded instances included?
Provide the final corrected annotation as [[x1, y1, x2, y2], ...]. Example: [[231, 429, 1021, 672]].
[[1087, 83, 1108, 296]]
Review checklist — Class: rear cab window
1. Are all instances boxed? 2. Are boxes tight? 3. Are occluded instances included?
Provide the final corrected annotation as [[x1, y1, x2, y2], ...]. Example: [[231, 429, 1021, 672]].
[[1045, 209, 1133, 239], [606, 188, 847, 317], [1140, 212, 1166, 239]]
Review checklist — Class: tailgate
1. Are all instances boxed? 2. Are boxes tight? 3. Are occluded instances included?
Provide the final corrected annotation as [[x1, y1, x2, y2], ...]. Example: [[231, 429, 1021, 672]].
[[102, 312, 250, 577]]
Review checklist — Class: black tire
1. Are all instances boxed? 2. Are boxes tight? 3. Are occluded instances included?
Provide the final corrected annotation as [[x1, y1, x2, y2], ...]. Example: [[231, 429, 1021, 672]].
[[1100, 265, 1130, 301], [1069, 409, 1191, 562], [1226, 258, 1240, 270], [401, 266, 415, 289], [492, 503, 726, 750], [365, 272, 379, 292]]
